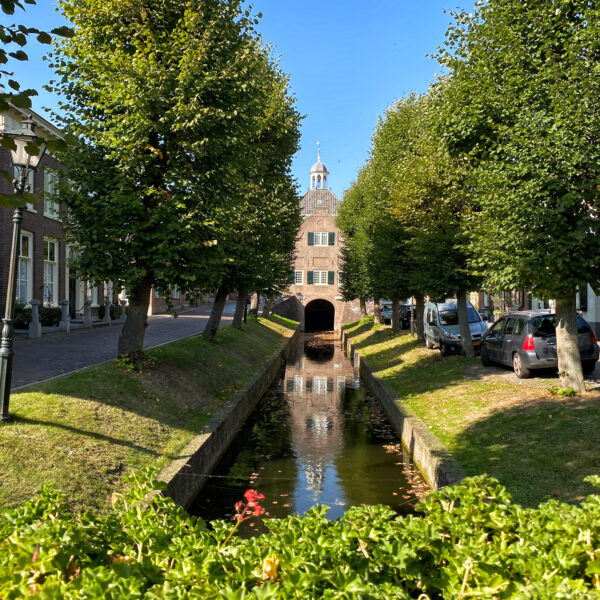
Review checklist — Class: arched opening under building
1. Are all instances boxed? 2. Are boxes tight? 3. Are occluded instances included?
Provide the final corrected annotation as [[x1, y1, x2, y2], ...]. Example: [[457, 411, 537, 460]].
[[304, 299, 335, 332]]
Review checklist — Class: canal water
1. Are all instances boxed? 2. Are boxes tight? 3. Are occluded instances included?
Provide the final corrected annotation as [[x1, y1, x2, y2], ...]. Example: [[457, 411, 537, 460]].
[[189, 332, 428, 527]]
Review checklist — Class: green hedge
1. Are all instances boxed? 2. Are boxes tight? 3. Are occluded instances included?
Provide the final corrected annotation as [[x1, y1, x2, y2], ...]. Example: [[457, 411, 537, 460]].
[[2, 470, 600, 598]]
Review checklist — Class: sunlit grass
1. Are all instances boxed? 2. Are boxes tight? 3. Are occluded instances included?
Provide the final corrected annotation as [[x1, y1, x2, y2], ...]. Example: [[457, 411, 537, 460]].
[[345, 322, 600, 507], [0, 318, 296, 514]]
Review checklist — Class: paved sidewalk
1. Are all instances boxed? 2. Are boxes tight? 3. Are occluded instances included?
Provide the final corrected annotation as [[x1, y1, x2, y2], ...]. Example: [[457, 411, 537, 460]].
[[11, 301, 237, 389]]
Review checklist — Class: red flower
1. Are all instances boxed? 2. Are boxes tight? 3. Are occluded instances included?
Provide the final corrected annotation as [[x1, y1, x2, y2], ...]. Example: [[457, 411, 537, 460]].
[[253, 504, 263, 516], [244, 489, 265, 503]]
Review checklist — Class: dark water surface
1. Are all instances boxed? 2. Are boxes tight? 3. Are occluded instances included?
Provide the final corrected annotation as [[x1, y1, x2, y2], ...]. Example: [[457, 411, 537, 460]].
[[189, 333, 428, 527]]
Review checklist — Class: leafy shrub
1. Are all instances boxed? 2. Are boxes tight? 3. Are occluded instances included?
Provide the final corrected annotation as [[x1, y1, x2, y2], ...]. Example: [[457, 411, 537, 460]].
[[3, 470, 600, 598], [39, 305, 62, 326], [98, 303, 123, 320], [13, 300, 31, 329]]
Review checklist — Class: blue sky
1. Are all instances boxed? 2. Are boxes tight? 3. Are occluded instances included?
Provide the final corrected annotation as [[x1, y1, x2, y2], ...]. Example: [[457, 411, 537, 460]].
[[8, 0, 473, 197]]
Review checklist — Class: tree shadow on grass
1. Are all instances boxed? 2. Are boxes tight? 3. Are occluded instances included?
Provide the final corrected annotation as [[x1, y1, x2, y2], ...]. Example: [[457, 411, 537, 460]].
[[453, 395, 600, 508]]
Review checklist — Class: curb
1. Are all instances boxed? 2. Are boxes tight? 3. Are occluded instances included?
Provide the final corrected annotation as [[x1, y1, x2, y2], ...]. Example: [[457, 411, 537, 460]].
[[159, 325, 301, 509], [341, 329, 465, 490]]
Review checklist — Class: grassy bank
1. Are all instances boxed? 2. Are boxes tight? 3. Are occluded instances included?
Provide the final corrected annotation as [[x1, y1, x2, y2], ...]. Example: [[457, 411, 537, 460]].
[[0, 317, 295, 513], [344, 318, 600, 507]]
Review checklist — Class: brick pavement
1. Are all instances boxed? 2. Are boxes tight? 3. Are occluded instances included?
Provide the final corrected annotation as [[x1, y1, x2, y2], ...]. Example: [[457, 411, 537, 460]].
[[11, 301, 236, 389]]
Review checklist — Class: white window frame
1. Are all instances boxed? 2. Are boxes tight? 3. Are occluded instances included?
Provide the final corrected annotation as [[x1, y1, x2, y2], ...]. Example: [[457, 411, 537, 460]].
[[43, 168, 59, 219], [87, 283, 99, 307], [312, 376, 328, 396], [172, 286, 180, 300], [43, 238, 59, 306], [313, 232, 329, 246], [17, 231, 33, 303], [294, 270, 303, 285], [313, 270, 329, 285]]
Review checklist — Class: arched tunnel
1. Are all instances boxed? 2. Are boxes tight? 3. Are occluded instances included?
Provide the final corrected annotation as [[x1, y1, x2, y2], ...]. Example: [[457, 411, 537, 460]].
[[304, 299, 335, 332]]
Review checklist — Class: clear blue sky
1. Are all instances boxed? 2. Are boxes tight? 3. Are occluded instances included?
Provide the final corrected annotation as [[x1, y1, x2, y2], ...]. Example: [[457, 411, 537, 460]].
[[8, 0, 473, 197]]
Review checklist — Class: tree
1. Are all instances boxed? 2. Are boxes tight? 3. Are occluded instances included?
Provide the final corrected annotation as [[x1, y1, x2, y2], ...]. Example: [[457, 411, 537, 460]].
[[437, 0, 600, 390], [52, 0, 277, 366]]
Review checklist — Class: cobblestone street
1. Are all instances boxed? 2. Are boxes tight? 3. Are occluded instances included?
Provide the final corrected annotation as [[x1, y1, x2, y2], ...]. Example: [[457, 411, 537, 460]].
[[11, 302, 236, 389]]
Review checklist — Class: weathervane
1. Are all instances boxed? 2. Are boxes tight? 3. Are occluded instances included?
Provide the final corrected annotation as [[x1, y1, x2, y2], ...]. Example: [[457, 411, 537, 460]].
[[317, 141, 321, 162]]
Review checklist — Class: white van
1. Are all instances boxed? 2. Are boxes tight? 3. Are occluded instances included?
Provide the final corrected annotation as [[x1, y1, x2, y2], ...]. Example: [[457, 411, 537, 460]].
[[424, 300, 488, 356]]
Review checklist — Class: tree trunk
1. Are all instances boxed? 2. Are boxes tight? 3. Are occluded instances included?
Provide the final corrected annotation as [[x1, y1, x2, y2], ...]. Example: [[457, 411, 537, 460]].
[[203, 285, 228, 341], [359, 297, 367, 317], [249, 293, 259, 317], [262, 298, 273, 318], [232, 289, 246, 329], [373, 298, 382, 324], [391, 299, 401, 331], [117, 275, 153, 369], [415, 293, 425, 343], [457, 288, 475, 358], [555, 289, 585, 393]]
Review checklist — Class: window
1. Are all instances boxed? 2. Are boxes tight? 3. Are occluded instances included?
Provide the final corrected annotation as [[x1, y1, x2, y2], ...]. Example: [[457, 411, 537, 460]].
[[313, 270, 328, 285], [17, 231, 33, 302], [514, 319, 525, 336], [312, 376, 328, 395], [308, 232, 335, 246], [489, 319, 505, 336], [504, 318, 517, 335], [87, 283, 98, 306], [172, 287, 180, 300], [294, 270, 303, 285], [43, 169, 59, 219], [43, 238, 58, 305]]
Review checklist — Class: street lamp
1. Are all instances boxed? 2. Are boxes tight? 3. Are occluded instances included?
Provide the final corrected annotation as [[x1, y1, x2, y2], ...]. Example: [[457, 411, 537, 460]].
[[0, 118, 46, 421]]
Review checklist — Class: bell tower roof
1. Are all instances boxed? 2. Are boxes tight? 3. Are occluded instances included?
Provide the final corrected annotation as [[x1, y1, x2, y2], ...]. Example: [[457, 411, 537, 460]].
[[309, 143, 330, 189]]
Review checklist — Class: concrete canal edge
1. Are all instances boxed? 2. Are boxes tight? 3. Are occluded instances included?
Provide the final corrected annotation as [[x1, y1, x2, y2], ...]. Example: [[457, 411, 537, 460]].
[[159, 325, 301, 509], [341, 330, 465, 491]]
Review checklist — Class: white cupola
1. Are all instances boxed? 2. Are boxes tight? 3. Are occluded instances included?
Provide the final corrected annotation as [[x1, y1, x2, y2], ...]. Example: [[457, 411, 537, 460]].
[[309, 143, 330, 190]]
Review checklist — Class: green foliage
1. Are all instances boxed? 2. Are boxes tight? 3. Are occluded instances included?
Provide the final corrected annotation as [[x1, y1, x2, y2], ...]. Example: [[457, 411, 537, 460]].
[[98, 303, 122, 321], [113, 355, 135, 372], [547, 383, 577, 398], [4, 470, 600, 597], [13, 299, 31, 328]]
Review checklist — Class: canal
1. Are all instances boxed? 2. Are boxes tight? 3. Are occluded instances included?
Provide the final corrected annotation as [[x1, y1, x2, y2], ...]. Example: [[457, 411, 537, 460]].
[[189, 332, 428, 527]]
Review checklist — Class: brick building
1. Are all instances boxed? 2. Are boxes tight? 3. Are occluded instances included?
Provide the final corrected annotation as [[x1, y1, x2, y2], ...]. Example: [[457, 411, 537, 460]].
[[273, 150, 361, 331]]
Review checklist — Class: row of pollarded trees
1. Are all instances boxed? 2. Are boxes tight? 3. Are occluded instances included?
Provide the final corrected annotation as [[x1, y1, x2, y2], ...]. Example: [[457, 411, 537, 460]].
[[338, 0, 600, 393], [48, 0, 301, 367]]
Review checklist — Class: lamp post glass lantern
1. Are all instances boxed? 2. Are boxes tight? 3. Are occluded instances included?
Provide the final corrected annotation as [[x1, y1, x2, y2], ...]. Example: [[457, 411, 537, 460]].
[[0, 118, 46, 421]]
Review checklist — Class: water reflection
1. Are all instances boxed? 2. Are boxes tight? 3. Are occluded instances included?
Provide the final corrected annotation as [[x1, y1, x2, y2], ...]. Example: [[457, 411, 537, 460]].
[[190, 333, 428, 525]]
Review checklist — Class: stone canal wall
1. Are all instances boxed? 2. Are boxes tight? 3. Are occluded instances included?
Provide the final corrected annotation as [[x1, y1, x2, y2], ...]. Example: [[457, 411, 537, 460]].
[[160, 326, 301, 509], [341, 330, 465, 491]]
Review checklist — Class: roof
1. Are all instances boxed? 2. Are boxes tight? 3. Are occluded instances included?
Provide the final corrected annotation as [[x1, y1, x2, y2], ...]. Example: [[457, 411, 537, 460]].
[[310, 160, 329, 174], [300, 188, 340, 217]]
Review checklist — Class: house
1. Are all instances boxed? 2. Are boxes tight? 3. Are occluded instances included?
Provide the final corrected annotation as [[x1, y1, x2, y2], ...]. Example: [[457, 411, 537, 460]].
[[272, 149, 362, 331]]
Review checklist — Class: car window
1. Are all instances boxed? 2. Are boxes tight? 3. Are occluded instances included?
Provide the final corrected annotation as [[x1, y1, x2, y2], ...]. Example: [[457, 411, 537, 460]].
[[577, 315, 591, 334], [514, 319, 525, 336], [490, 319, 505, 335], [531, 316, 556, 337], [439, 307, 481, 326], [504, 318, 517, 335]]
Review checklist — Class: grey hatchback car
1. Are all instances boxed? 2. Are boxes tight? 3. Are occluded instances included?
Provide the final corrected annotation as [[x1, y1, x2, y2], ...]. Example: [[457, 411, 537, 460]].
[[480, 310, 599, 378]]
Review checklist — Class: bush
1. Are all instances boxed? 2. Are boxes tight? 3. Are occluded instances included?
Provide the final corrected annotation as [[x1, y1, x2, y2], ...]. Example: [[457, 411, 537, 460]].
[[3, 471, 600, 598], [39, 305, 62, 327], [97, 303, 123, 320], [13, 300, 31, 329]]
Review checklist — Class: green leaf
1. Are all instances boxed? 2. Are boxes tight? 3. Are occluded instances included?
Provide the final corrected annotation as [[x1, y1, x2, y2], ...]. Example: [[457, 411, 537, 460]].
[[0, 193, 27, 208]]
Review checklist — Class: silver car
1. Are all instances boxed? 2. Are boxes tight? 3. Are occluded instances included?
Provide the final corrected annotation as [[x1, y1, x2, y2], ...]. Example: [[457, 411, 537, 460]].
[[480, 311, 599, 378]]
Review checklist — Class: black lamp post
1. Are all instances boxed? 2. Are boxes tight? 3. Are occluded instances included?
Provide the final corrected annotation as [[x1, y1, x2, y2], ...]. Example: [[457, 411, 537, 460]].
[[0, 119, 46, 421]]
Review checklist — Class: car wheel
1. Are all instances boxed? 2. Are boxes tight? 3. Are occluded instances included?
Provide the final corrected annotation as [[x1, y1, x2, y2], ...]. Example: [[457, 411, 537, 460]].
[[480, 345, 492, 367], [582, 360, 597, 375], [425, 335, 434, 349], [440, 343, 450, 357], [512, 352, 530, 379]]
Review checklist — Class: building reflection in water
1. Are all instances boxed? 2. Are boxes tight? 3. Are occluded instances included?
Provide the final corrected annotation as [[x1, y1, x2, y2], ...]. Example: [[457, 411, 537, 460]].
[[190, 332, 426, 524]]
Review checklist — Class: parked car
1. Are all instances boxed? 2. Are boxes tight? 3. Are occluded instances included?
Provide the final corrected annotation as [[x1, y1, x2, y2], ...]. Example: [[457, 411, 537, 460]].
[[399, 304, 415, 329], [424, 300, 488, 356], [480, 311, 599, 378], [381, 301, 393, 324]]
